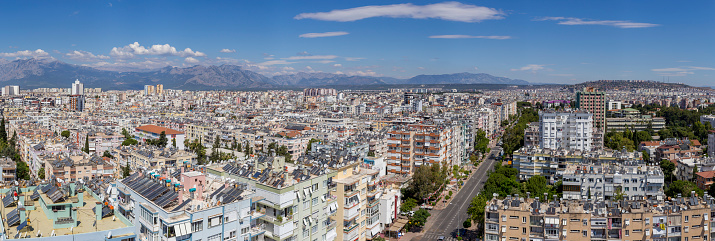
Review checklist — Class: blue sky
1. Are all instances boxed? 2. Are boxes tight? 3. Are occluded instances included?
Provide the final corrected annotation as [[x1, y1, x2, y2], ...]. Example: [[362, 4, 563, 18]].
[[0, 0, 713, 85]]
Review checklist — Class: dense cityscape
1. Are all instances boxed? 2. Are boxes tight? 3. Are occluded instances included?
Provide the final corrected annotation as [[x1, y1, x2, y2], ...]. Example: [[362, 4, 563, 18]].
[[0, 78, 709, 241], [1, 1, 714, 241]]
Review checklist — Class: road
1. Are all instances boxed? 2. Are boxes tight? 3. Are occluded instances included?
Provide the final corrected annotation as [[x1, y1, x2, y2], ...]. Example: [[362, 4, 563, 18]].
[[418, 147, 501, 241]]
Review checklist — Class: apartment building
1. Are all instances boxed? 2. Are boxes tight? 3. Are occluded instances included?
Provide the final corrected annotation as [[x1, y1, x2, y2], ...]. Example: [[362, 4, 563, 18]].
[[512, 146, 642, 181], [539, 111, 594, 151], [606, 115, 666, 133], [332, 166, 381, 241], [561, 162, 665, 201], [0, 180, 137, 241], [116, 145, 195, 169], [484, 194, 714, 241], [213, 159, 339, 241], [385, 124, 455, 175], [0, 158, 16, 183], [116, 168, 258, 241], [46, 155, 115, 182], [576, 87, 605, 129]]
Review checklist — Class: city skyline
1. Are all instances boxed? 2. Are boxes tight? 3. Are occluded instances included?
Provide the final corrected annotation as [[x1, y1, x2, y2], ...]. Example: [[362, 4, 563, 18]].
[[0, 0, 714, 86]]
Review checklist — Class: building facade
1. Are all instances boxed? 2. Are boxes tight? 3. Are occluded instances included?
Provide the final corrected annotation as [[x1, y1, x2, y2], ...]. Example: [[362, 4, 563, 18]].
[[576, 87, 605, 130]]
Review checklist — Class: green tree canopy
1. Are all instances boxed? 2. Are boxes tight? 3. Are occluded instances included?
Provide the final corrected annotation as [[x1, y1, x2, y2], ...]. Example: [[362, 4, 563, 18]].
[[61, 130, 70, 138]]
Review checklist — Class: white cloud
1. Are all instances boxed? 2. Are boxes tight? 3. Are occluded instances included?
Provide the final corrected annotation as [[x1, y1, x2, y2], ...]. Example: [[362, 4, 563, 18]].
[[259, 60, 296, 66], [348, 70, 381, 77], [511, 64, 545, 72], [652, 67, 687, 72], [64, 50, 109, 62], [86, 59, 175, 71], [536, 17, 659, 28], [297, 51, 311, 56], [299, 31, 349, 38], [344, 57, 365, 61], [335, 71, 345, 75], [418, 67, 425, 70], [313, 60, 335, 64], [220, 49, 236, 53], [333, 64, 342, 67], [305, 66, 313, 70], [295, 2, 504, 23], [184, 57, 200, 63], [110, 42, 207, 58], [429, 35, 511, 39], [688, 66, 715, 70], [651, 66, 715, 76], [0, 49, 50, 58], [282, 55, 339, 60]]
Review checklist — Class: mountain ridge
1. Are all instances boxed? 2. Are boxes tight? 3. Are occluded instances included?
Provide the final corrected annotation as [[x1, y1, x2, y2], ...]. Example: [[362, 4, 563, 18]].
[[0, 58, 529, 90]]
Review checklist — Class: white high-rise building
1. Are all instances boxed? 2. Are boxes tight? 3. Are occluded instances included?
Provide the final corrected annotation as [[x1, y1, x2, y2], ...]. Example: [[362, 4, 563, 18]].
[[2, 85, 19, 96], [539, 111, 594, 151], [71, 79, 84, 95]]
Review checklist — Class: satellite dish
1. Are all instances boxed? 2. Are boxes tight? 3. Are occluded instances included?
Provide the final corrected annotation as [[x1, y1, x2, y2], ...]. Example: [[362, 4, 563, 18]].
[[107, 231, 112, 239]]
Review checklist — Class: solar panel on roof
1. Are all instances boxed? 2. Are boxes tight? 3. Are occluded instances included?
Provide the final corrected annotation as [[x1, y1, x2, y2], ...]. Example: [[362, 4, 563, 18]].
[[3, 195, 16, 207], [30, 190, 40, 201], [209, 185, 225, 200], [146, 188, 166, 201], [153, 191, 174, 205], [48, 190, 64, 203], [40, 185, 52, 193], [102, 206, 114, 217], [6, 208, 20, 226], [171, 198, 192, 212], [157, 193, 178, 208]]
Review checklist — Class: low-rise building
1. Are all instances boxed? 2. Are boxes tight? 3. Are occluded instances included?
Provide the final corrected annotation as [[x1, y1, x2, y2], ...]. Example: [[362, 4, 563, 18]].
[[134, 124, 185, 150], [46, 155, 115, 182], [484, 193, 714, 241]]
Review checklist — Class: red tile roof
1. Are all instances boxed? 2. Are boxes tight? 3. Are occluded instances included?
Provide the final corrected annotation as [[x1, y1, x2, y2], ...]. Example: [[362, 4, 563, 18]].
[[697, 171, 715, 179], [136, 125, 183, 135]]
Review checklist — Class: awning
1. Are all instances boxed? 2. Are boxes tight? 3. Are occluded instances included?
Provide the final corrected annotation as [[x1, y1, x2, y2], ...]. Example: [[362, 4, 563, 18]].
[[303, 218, 308, 226], [173, 222, 190, 236], [303, 188, 309, 197], [296, 192, 301, 200], [321, 196, 326, 202]]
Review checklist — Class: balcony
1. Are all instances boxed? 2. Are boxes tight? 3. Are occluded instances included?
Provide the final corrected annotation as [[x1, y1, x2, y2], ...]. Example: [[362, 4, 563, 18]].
[[344, 202, 360, 220]]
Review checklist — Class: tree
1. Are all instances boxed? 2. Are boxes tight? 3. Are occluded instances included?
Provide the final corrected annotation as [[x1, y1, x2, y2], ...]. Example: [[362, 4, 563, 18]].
[[122, 138, 138, 146], [373, 237, 386, 241], [121, 128, 131, 139], [660, 160, 675, 184], [306, 138, 321, 154], [158, 131, 168, 147], [666, 180, 703, 198], [122, 163, 131, 178], [16, 161, 30, 180], [410, 209, 431, 227], [61, 130, 70, 138], [525, 175, 548, 199], [83, 135, 90, 154], [212, 135, 221, 149], [172, 138, 177, 148], [0, 118, 6, 142], [103, 150, 113, 158], [614, 189, 627, 201], [400, 198, 418, 213], [642, 151, 650, 162], [462, 219, 472, 229], [693, 165, 699, 181], [38, 167, 45, 180]]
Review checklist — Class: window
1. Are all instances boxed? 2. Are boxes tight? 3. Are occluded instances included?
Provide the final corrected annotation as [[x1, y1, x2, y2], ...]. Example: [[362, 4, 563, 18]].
[[192, 220, 204, 232], [522, 217, 526, 223], [510, 216, 519, 219], [570, 230, 579, 233], [625, 230, 629, 236], [312, 225, 318, 233], [522, 227, 526, 234], [303, 201, 309, 210], [312, 197, 319, 206], [582, 230, 588, 237], [510, 226, 519, 230], [570, 219, 580, 222], [686, 216, 690, 222], [583, 219, 588, 226]]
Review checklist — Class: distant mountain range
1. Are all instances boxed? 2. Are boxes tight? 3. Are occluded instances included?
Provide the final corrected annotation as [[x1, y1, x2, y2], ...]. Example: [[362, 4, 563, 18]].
[[0, 58, 529, 90]]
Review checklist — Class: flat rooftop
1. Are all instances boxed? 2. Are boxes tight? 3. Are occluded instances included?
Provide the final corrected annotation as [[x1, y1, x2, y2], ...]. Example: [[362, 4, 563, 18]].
[[2, 189, 128, 239]]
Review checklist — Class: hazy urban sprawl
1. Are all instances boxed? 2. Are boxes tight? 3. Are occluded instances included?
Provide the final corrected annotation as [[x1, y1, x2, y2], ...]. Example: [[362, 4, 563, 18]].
[[0, 1, 714, 241]]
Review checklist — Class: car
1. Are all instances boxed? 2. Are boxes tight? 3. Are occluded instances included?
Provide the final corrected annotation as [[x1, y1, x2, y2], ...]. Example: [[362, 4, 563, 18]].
[[437, 236, 445, 241]]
